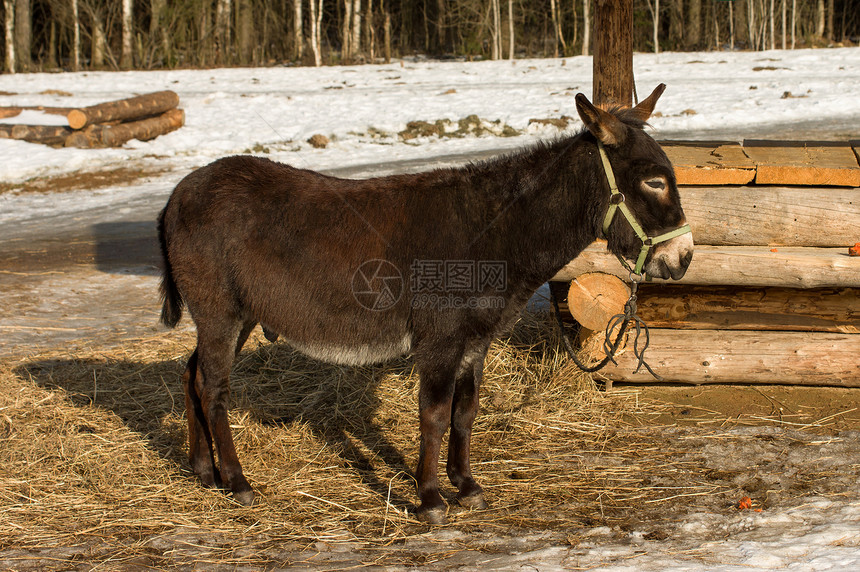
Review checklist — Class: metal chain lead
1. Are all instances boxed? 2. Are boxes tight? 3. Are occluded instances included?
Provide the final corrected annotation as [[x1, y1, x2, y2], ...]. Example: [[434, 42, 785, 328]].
[[550, 281, 664, 382]]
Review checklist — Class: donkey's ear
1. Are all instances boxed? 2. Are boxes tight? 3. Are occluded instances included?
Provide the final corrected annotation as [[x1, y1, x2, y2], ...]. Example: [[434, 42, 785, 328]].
[[631, 83, 666, 122], [575, 93, 627, 146]]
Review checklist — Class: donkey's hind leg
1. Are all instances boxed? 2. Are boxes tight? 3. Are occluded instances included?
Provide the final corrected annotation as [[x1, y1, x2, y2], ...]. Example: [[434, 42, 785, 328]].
[[194, 319, 255, 505], [446, 339, 490, 511], [183, 348, 221, 489]]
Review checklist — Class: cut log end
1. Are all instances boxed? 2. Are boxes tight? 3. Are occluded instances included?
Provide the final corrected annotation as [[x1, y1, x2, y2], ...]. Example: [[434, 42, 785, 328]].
[[566, 272, 631, 331], [67, 109, 89, 130]]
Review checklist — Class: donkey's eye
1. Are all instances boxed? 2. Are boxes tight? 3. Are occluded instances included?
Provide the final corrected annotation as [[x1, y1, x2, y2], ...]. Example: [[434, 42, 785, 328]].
[[642, 177, 667, 193]]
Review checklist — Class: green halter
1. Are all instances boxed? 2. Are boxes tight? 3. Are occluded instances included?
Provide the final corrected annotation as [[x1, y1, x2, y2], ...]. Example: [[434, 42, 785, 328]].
[[597, 141, 692, 279]]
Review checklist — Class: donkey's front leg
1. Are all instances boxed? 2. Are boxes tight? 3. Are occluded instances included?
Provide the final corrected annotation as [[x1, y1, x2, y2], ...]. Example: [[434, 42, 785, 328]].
[[446, 341, 490, 511]]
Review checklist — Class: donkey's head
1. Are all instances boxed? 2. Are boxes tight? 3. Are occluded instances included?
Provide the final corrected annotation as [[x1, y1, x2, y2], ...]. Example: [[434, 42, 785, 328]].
[[575, 85, 693, 280]]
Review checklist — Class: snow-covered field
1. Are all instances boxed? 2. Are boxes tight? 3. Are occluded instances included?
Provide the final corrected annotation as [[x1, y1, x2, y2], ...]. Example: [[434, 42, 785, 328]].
[[1, 47, 858, 186], [1, 47, 859, 571]]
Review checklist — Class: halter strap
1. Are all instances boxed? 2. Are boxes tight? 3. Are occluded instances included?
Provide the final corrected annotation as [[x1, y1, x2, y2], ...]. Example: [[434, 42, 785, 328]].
[[597, 141, 692, 278]]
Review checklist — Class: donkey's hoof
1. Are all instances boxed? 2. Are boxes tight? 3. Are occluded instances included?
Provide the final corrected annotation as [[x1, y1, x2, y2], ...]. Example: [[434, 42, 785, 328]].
[[417, 506, 448, 525], [232, 489, 256, 506], [458, 493, 488, 510]]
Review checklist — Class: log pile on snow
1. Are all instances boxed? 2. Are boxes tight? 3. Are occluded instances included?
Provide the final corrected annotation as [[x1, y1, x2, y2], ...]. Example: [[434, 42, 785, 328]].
[[554, 139, 860, 387], [0, 90, 184, 148]]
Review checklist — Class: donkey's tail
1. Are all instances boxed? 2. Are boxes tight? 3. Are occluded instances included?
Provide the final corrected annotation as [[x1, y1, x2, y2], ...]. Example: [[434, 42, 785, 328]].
[[157, 206, 184, 328]]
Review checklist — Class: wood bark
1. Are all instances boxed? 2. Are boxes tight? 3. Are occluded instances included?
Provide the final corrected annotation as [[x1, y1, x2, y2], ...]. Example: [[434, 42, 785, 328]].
[[121, 0, 133, 69], [581, 0, 590, 55], [294, 0, 303, 61], [71, 0, 80, 70], [596, 330, 860, 386], [636, 285, 860, 333], [13, 0, 28, 71], [491, 0, 501, 60], [309, 0, 323, 66], [67, 90, 179, 130], [676, 186, 860, 247], [215, 0, 232, 64], [507, 0, 514, 59], [65, 108, 184, 148], [342, 0, 353, 61], [592, 0, 633, 107], [237, 0, 254, 64], [554, 245, 860, 289], [4, 0, 14, 73], [0, 123, 72, 145]]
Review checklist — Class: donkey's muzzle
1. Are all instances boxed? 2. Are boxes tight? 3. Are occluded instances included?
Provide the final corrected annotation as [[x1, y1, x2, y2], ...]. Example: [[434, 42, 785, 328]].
[[646, 233, 694, 280]]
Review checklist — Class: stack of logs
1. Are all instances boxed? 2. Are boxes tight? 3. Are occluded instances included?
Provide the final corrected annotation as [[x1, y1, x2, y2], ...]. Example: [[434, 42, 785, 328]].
[[0, 90, 184, 148], [555, 139, 860, 387]]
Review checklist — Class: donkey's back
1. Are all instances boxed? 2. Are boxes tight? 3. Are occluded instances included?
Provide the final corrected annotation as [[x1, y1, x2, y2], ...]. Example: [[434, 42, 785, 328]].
[[158, 155, 423, 365]]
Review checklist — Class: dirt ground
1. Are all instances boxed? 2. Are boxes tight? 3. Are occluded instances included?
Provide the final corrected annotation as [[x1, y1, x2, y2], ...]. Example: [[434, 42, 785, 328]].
[[1, 165, 859, 570]]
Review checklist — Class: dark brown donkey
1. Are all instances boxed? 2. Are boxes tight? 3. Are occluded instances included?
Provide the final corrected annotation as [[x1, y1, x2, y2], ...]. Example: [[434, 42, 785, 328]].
[[158, 85, 693, 524]]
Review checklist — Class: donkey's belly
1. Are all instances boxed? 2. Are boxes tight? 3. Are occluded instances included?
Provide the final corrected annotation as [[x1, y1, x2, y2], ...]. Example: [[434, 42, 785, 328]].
[[281, 334, 412, 366]]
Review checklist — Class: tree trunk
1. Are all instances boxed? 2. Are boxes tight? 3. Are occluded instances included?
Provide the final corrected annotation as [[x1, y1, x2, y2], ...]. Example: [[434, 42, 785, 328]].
[[592, 0, 633, 107], [342, 0, 352, 61], [686, 0, 700, 48], [71, 0, 80, 70], [294, 0, 303, 61], [781, 0, 786, 49], [66, 108, 185, 148], [3, 0, 14, 73], [121, 0, 133, 69], [67, 90, 179, 129], [581, 0, 589, 55], [649, 0, 660, 53], [815, 0, 824, 37], [90, 7, 106, 68], [215, 0, 232, 64], [825, 0, 833, 40], [309, 0, 322, 66], [366, 0, 374, 60], [790, 0, 795, 48], [352, 0, 362, 58], [237, 0, 253, 64], [491, 0, 501, 60], [507, 0, 514, 59], [383, 6, 390, 63], [769, 0, 775, 49], [13, 0, 28, 71]]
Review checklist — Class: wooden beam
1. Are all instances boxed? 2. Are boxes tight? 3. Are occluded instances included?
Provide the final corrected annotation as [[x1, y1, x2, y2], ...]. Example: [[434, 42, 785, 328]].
[[744, 140, 860, 187], [594, 329, 860, 386], [636, 285, 860, 333], [678, 186, 860, 247], [592, 0, 633, 107], [554, 244, 860, 288], [661, 141, 756, 185]]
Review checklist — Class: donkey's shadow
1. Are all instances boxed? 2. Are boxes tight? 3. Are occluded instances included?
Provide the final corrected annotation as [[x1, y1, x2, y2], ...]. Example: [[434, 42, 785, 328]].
[[16, 335, 418, 509]]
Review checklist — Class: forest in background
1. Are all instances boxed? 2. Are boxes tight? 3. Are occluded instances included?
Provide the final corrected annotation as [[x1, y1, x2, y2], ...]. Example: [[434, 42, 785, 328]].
[[2, 0, 858, 73]]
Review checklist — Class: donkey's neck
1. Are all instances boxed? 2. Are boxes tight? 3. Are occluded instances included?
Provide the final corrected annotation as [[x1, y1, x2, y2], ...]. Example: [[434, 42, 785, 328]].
[[464, 133, 607, 283]]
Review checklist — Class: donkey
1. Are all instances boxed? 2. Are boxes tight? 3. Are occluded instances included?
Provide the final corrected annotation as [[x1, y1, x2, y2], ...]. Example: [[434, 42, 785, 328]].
[[157, 84, 693, 524]]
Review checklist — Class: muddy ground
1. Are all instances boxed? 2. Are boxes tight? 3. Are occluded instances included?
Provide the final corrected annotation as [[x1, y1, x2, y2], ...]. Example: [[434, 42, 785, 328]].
[[1, 141, 859, 569]]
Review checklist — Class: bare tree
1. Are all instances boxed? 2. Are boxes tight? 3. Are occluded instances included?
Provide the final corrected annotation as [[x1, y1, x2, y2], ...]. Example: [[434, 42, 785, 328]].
[[648, 0, 660, 53], [687, 0, 700, 48], [14, 0, 29, 71], [491, 0, 501, 59], [507, 0, 513, 59], [216, 0, 232, 63], [352, 0, 362, 58], [294, 0, 303, 61], [238, 0, 254, 64], [3, 0, 14, 73], [581, 0, 590, 55], [71, 0, 81, 70], [342, 0, 352, 61], [121, 0, 133, 68], [815, 0, 824, 37], [309, 0, 323, 66]]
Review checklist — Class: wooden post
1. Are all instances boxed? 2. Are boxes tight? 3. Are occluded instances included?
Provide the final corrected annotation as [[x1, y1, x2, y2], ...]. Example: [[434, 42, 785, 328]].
[[592, 0, 634, 107]]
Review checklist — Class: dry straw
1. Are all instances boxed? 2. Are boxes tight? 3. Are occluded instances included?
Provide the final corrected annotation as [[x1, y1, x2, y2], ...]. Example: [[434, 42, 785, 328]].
[[0, 314, 776, 567]]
